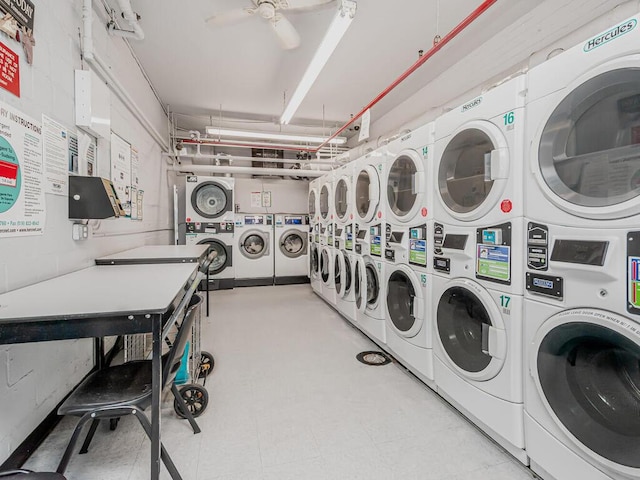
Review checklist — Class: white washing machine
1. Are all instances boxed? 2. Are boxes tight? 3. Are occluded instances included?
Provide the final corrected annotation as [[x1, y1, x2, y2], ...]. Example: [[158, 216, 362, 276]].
[[185, 176, 235, 223], [434, 75, 526, 225], [308, 177, 320, 226], [525, 12, 640, 229], [384, 222, 434, 384], [335, 221, 357, 324], [309, 239, 322, 295], [274, 214, 309, 285], [523, 223, 640, 480], [186, 221, 235, 290], [319, 241, 336, 305], [432, 273, 526, 464], [384, 122, 435, 226], [233, 213, 273, 287], [354, 253, 386, 347]]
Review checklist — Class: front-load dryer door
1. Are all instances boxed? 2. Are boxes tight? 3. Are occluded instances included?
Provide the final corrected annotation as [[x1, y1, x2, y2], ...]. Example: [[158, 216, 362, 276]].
[[438, 123, 508, 222], [387, 150, 425, 223], [239, 230, 269, 259], [308, 189, 317, 220], [310, 245, 319, 278], [386, 264, 424, 337], [355, 257, 365, 312], [191, 181, 233, 219], [320, 183, 331, 221], [355, 165, 381, 222], [535, 67, 640, 219], [531, 309, 640, 477], [335, 176, 351, 222], [280, 230, 307, 259], [364, 257, 381, 312], [436, 278, 506, 381], [343, 252, 353, 298], [197, 238, 232, 274]]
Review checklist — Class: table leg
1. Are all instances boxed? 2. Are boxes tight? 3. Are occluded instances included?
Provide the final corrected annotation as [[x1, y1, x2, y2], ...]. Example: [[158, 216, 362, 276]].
[[151, 315, 162, 480], [94, 337, 104, 370]]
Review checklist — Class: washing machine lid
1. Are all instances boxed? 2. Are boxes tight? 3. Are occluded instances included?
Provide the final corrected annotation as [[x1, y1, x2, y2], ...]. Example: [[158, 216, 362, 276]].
[[280, 229, 307, 258], [335, 176, 350, 221], [320, 184, 330, 220], [308, 189, 317, 218], [538, 68, 640, 212], [191, 181, 232, 219], [239, 230, 269, 259], [196, 238, 232, 274], [438, 124, 507, 217], [532, 309, 640, 471], [387, 150, 424, 222], [436, 279, 506, 381], [386, 265, 424, 338], [355, 165, 380, 222]]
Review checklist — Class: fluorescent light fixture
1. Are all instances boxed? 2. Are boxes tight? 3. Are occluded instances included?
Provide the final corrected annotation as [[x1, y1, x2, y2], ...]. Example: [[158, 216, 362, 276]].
[[280, 0, 357, 125], [205, 127, 347, 145]]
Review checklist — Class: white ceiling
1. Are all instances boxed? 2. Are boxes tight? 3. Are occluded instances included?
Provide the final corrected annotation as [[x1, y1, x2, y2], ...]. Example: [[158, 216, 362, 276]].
[[120, 0, 630, 142]]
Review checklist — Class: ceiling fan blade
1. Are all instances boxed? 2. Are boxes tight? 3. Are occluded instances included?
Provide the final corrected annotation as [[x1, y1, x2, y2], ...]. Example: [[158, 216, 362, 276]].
[[280, 0, 335, 12], [271, 13, 301, 50], [206, 8, 255, 26]]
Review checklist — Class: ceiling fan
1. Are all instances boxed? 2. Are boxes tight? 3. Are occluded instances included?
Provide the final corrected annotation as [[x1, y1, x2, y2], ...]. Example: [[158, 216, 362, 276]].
[[206, 0, 336, 50]]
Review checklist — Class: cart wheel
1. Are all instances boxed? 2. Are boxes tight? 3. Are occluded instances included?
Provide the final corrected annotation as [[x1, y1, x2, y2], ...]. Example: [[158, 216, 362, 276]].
[[175, 384, 208, 418], [109, 418, 119, 431], [198, 351, 215, 379]]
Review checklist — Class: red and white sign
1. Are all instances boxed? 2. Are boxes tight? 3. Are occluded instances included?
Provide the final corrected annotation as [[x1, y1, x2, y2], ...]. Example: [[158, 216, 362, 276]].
[[0, 159, 18, 187], [0, 42, 19, 97]]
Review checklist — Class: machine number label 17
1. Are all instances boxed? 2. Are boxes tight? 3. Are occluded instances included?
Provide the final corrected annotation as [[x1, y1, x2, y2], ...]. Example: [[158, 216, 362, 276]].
[[503, 111, 515, 126], [500, 295, 511, 308]]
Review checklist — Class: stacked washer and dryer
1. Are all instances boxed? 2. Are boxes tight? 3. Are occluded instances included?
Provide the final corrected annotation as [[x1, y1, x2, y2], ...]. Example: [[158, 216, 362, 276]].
[[319, 171, 337, 306], [333, 163, 357, 324], [308, 178, 322, 295], [523, 13, 640, 480], [383, 123, 436, 388], [185, 175, 236, 290]]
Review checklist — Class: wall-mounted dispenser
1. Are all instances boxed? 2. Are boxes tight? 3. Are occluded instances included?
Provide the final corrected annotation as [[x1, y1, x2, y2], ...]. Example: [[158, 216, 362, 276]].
[[68, 176, 125, 219]]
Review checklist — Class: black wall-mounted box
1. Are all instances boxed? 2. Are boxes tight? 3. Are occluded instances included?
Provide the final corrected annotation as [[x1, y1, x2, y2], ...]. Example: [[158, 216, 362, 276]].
[[68, 176, 125, 219]]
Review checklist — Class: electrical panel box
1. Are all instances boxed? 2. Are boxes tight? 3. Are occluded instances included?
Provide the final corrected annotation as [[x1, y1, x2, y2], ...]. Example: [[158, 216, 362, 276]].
[[69, 176, 125, 219], [75, 70, 111, 139]]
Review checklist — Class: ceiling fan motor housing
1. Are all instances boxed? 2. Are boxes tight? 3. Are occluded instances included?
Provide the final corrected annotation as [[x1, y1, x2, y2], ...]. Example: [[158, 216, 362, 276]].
[[257, 1, 277, 19]]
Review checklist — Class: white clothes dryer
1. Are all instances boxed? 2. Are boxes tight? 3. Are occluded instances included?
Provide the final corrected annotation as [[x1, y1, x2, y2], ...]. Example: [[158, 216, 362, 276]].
[[354, 254, 386, 346], [523, 220, 640, 480], [319, 242, 336, 306], [434, 76, 526, 225], [274, 214, 309, 285], [309, 177, 320, 226], [309, 240, 322, 295], [185, 176, 235, 223], [186, 222, 235, 290], [384, 122, 435, 225], [432, 274, 526, 464], [526, 13, 640, 228], [234, 213, 273, 287], [334, 163, 354, 227]]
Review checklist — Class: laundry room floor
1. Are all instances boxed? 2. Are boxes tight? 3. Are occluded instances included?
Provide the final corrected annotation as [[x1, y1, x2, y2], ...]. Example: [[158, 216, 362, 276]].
[[24, 285, 536, 480]]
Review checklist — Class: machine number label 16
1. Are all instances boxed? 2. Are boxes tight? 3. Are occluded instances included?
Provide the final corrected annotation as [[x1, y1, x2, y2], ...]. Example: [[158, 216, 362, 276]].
[[503, 111, 515, 126], [500, 295, 511, 308]]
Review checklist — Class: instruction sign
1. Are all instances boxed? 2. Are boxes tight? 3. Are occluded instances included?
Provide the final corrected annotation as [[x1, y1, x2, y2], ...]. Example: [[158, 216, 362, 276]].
[[477, 244, 510, 282], [0, 41, 19, 97], [410, 239, 427, 266], [110, 132, 132, 217], [42, 114, 70, 196], [0, 102, 44, 236]]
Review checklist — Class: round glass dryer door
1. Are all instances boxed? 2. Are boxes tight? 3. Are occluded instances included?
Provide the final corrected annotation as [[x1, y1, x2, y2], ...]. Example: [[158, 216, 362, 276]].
[[192, 182, 231, 219], [387, 152, 423, 222], [343, 252, 352, 295], [355, 165, 380, 222], [335, 177, 349, 221], [533, 310, 640, 472], [436, 281, 505, 380], [438, 129, 497, 215], [197, 239, 230, 274], [280, 230, 307, 259], [320, 248, 330, 284], [311, 245, 319, 275], [365, 261, 379, 308], [355, 259, 363, 310], [308, 190, 317, 218], [386, 266, 423, 337], [538, 68, 640, 218], [239, 231, 268, 259], [334, 252, 342, 294], [320, 184, 330, 220]]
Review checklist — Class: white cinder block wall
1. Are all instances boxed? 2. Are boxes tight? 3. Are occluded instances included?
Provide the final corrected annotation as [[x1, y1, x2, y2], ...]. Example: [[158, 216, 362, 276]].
[[0, 0, 172, 462]]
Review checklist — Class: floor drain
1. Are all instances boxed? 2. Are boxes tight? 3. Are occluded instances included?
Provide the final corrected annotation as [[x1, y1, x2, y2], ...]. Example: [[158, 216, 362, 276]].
[[356, 351, 391, 366]]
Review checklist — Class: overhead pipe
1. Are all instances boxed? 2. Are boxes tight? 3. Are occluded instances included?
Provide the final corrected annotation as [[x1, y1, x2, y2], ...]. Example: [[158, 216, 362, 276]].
[[108, 0, 145, 40], [161, 151, 340, 167], [169, 164, 328, 177], [82, 0, 170, 152], [314, 0, 498, 152], [178, 138, 346, 155]]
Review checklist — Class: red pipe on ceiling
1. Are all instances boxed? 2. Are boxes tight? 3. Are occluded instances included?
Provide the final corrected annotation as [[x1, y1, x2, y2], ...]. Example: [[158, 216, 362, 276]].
[[313, 0, 498, 153]]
